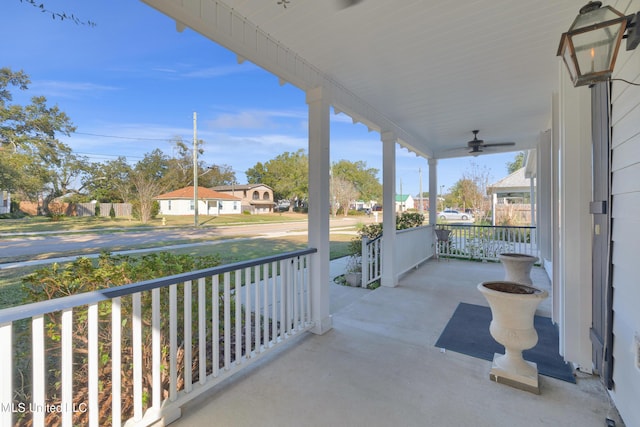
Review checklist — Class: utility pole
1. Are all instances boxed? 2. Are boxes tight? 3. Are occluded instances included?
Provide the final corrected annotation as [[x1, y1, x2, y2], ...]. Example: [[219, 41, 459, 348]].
[[193, 112, 198, 227], [400, 178, 403, 212], [418, 167, 423, 213]]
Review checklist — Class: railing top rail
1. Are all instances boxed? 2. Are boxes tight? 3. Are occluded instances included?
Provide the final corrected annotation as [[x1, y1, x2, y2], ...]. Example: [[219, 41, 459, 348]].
[[365, 223, 433, 245], [396, 224, 433, 235], [437, 224, 536, 230], [365, 234, 383, 244], [0, 247, 317, 324]]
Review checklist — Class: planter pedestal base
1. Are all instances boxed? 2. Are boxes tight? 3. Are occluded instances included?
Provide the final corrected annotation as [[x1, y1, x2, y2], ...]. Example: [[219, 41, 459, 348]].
[[489, 353, 540, 394]]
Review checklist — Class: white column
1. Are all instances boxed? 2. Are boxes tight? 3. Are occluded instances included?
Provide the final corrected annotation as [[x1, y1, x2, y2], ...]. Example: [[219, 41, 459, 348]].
[[306, 86, 332, 335], [556, 64, 593, 372], [428, 158, 438, 225], [537, 130, 552, 267], [491, 193, 497, 226], [381, 131, 397, 287]]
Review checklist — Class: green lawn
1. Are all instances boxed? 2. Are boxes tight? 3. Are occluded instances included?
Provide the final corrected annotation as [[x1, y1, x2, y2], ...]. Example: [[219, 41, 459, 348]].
[[0, 234, 355, 310]]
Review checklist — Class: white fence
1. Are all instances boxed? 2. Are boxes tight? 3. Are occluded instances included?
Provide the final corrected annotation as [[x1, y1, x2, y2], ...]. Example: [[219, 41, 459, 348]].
[[436, 224, 537, 261], [0, 249, 315, 427]]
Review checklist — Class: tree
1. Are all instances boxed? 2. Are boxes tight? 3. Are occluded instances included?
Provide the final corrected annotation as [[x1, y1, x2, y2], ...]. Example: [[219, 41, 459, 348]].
[[461, 160, 492, 216], [131, 150, 171, 223], [205, 164, 236, 187], [331, 159, 381, 202], [82, 157, 134, 203], [164, 137, 236, 190], [18, 0, 96, 26], [507, 152, 525, 174], [246, 149, 308, 206], [449, 178, 482, 212], [1, 67, 78, 212], [332, 176, 358, 217]]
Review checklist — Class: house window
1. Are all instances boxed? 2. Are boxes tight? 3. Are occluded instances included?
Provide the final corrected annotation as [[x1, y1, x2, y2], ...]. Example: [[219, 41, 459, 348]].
[[168, 200, 172, 211], [233, 201, 238, 210], [263, 192, 270, 200], [189, 200, 194, 211], [252, 191, 259, 200]]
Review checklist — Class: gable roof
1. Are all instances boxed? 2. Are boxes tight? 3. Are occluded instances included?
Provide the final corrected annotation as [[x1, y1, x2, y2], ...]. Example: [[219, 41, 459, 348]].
[[156, 186, 241, 201], [212, 184, 272, 192], [488, 168, 532, 193], [395, 194, 412, 203]]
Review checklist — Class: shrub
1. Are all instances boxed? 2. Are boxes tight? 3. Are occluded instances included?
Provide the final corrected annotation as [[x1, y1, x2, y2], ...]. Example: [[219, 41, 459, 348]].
[[17, 252, 222, 426]]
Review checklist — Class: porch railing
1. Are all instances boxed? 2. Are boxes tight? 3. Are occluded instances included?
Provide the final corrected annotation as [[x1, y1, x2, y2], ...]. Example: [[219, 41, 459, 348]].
[[361, 225, 434, 287], [436, 224, 537, 261], [361, 235, 382, 287], [0, 248, 316, 427]]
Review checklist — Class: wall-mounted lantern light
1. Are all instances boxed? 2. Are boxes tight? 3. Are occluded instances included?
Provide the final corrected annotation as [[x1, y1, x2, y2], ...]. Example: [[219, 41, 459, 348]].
[[557, 1, 640, 87]]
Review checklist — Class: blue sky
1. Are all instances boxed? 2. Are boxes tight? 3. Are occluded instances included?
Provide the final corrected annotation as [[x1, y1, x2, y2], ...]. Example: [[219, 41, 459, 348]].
[[2, 0, 519, 197]]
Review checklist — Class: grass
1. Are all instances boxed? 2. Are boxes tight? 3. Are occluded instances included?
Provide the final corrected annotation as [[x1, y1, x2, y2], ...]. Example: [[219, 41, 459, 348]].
[[0, 212, 310, 235], [0, 234, 356, 310]]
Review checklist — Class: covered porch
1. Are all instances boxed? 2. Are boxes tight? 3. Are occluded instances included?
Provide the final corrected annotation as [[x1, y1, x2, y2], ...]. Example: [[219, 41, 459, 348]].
[[172, 259, 618, 427]]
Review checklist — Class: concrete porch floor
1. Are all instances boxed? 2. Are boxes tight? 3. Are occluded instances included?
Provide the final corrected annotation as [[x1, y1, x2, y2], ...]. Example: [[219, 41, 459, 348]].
[[170, 259, 622, 427]]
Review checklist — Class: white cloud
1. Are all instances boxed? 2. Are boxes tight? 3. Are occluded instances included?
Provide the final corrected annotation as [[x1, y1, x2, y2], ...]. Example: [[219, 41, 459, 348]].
[[182, 63, 258, 78], [208, 108, 307, 130], [30, 80, 119, 99]]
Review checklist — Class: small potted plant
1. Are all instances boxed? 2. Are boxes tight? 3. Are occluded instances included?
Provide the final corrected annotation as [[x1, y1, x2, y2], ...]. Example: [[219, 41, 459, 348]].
[[344, 254, 362, 287]]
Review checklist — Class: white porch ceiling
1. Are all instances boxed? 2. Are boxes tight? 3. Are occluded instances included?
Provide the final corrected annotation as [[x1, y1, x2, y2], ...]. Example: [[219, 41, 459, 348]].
[[142, 0, 581, 159]]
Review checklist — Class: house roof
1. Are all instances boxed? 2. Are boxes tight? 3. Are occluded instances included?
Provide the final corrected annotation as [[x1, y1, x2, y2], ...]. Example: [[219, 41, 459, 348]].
[[142, 0, 583, 160], [212, 184, 272, 192], [156, 186, 241, 200], [487, 168, 532, 193], [395, 194, 412, 203]]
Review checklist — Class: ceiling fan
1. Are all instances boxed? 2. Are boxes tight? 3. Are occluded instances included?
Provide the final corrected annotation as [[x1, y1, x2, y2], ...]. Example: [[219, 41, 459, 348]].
[[337, 0, 364, 9], [465, 130, 515, 154], [277, 0, 363, 9]]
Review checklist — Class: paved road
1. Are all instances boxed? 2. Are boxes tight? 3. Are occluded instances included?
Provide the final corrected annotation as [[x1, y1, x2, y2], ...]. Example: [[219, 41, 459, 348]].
[[0, 217, 365, 262]]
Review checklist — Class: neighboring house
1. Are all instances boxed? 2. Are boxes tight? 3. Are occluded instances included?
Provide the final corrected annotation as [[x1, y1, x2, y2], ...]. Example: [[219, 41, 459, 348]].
[[413, 194, 429, 212], [212, 184, 275, 214], [487, 167, 536, 226], [156, 186, 241, 216], [395, 194, 414, 212], [0, 191, 10, 214]]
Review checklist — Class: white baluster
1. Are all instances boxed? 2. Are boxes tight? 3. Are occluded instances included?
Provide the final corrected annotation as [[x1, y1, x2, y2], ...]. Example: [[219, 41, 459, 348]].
[[198, 277, 206, 384], [32, 316, 44, 427], [88, 303, 98, 427], [60, 308, 73, 427], [111, 297, 122, 427]]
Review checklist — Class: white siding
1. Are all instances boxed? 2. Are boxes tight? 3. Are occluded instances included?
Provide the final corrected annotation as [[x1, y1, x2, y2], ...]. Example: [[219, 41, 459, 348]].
[[159, 199, 240, 216], [609, 1, 640, 423], [0, 191, 9, 214]]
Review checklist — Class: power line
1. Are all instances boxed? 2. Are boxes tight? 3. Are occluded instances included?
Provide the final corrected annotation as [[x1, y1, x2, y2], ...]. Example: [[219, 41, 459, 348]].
[[72, 131, 178, 143], [74, 151, 144, 161]]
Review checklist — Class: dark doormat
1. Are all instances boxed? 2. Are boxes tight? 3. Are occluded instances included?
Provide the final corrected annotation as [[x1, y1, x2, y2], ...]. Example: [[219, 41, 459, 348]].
[[435, 302, 576, 383]]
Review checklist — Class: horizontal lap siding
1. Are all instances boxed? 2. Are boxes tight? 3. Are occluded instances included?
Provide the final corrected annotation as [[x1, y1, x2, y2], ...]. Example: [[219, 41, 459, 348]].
[[609, 9, 640, 425]]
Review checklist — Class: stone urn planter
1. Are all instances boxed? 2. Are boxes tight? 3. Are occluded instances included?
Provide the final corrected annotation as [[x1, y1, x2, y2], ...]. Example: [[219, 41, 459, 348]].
[[344, 272, 362, 287], [477, 281, 548, 394], [498, 253, 538, 285]]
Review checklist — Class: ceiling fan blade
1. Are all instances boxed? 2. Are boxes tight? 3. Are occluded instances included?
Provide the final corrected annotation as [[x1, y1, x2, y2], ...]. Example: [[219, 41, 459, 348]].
[[481, 142, 516, 148], [337, 0, 363, 9]]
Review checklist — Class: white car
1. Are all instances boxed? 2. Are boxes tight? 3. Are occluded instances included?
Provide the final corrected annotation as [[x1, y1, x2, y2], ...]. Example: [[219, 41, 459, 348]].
[[438, 209, 473, 221]]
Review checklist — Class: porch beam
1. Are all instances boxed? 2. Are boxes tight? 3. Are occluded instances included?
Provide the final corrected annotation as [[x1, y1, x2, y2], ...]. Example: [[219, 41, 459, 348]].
[[428, 158, 438, 225], [381, 131, 398, 287], [306, 86, 333, 335]]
